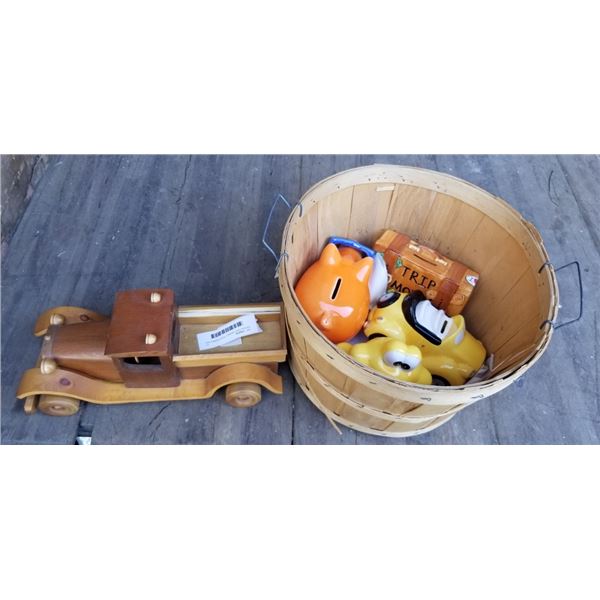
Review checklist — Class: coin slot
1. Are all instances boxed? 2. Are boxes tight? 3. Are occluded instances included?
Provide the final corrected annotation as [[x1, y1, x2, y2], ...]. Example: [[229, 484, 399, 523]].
[[331, 277, 342, 300]]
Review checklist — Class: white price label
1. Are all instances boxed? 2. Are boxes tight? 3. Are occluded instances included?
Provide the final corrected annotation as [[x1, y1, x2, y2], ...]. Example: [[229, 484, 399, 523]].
[[196, 314, 263, 351]]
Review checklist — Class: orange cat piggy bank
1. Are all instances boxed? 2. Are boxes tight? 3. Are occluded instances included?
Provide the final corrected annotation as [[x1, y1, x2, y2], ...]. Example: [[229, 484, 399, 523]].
[[294, 243, 373, 343]]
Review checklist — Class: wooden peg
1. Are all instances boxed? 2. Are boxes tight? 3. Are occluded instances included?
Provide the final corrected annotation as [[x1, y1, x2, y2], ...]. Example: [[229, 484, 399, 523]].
[[40, 358, 57, 374]]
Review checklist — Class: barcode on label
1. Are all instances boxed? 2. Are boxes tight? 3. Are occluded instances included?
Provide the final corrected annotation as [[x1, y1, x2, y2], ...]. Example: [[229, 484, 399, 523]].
[[196, 313, 262, 351], [210, 321, 242, 339]]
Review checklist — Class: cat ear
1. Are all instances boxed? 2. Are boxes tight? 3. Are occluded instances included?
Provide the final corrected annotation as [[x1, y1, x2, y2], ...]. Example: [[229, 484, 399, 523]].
[[320, 243, 341, 266], [354, 257, 373, 283]]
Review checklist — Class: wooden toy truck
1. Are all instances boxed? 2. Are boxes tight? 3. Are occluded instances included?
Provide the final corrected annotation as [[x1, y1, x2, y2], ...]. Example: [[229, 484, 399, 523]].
[[16, 289, 287, 416]]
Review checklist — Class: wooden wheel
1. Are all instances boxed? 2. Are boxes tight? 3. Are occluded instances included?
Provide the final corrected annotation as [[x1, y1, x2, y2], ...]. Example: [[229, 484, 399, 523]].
[[225, 383, 262, 408], [38, 395, 81, 417]]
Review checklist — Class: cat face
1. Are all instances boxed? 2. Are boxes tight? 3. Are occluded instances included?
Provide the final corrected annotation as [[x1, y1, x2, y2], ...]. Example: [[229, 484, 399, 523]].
[[295, 243, 373, 343]]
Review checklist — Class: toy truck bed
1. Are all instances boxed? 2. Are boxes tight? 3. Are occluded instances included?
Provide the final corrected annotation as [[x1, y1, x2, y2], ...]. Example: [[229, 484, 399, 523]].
[[175, 303, 287, 365]]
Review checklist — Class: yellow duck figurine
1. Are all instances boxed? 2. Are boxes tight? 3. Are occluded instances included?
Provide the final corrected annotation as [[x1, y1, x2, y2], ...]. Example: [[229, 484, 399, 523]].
[[338, 337, 432, 384], [363, 291, 486, 386]]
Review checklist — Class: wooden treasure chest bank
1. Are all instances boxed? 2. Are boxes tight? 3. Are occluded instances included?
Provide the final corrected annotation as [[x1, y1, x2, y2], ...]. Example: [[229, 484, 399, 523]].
[[374, 230, 479, 316]]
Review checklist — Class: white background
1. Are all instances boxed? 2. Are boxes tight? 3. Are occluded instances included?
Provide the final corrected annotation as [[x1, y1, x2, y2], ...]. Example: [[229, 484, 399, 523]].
[[1, 1, 599, 599]]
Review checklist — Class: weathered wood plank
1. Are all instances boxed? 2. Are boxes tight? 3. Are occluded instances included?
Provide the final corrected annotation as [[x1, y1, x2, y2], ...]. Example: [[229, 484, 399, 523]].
[[1, 155, 47, 252]]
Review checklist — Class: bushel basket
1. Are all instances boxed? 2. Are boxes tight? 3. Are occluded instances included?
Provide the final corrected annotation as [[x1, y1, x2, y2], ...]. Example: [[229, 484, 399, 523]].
[[278, 165, 559, 437]]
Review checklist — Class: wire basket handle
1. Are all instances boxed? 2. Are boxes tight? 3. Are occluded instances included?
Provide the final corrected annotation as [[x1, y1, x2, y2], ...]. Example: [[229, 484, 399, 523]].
[[261, 193, 294, 278], [539, 260, 583, 330]]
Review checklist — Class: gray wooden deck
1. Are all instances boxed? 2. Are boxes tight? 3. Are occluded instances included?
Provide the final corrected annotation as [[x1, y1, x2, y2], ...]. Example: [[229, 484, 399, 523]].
[[1, 155, 599, 444]]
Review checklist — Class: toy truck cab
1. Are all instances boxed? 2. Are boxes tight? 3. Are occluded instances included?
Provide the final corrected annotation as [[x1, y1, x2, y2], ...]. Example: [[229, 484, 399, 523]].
[[105, 289, 181, 388]]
